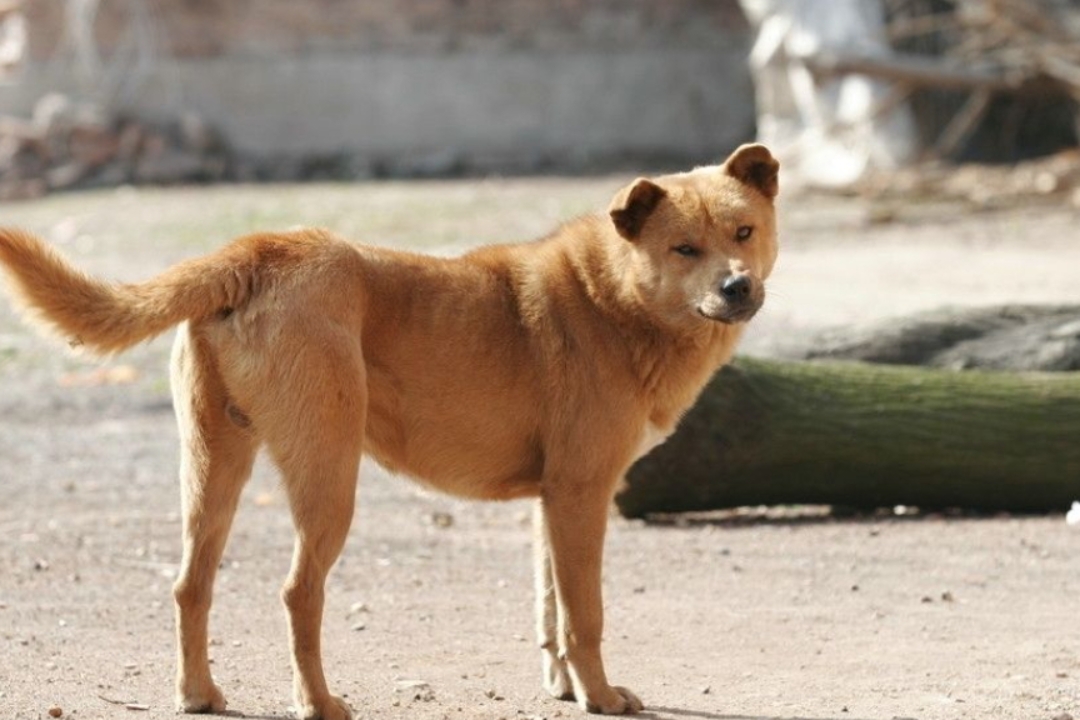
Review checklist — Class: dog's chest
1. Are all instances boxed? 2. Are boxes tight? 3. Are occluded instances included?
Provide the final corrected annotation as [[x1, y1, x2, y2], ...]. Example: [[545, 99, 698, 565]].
[[632, 421, 672, 463]]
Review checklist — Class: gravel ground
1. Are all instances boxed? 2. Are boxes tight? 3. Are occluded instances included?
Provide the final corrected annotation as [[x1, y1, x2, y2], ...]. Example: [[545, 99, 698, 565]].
[[1, 180, 1079, 720]]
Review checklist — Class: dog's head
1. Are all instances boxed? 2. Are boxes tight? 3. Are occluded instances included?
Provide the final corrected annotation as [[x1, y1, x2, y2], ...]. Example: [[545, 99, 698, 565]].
[[608, 144, 779, 331]]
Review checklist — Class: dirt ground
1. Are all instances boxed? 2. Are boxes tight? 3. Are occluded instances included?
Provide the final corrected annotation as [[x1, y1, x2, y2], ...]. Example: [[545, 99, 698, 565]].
[[1, 180, 1079, 720]]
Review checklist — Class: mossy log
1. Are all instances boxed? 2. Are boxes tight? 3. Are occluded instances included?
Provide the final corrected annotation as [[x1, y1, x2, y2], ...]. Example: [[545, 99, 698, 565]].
[[616, 358, 1080, 518]]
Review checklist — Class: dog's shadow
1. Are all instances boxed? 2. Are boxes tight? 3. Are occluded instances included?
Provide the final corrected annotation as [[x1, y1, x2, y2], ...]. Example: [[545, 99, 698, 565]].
[[643, 706, 882, 720], [222, 704, 880, 720]]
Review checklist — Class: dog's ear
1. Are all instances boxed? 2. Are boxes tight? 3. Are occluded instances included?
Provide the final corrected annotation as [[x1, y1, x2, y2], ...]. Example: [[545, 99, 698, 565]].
[[609, 178, 666, 240], [724, 144, 779, 200]]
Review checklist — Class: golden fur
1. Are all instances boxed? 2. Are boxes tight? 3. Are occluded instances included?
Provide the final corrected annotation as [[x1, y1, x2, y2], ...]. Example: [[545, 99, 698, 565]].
[[0, 144, 779, 718]]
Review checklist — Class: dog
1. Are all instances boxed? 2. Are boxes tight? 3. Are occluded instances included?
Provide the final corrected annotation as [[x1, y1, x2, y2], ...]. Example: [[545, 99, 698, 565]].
[[0, 143, 779, 718]]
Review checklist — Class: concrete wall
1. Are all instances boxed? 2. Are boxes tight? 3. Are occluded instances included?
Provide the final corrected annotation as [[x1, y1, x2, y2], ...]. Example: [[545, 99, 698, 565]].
[[0, 1, 756, 172]]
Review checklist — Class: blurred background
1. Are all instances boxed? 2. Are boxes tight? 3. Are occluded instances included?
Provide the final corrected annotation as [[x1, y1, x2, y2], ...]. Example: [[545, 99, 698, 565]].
[[0, 0, 754, 192], [0, 0, 1075, 197], [2, 5, 1080, 719]]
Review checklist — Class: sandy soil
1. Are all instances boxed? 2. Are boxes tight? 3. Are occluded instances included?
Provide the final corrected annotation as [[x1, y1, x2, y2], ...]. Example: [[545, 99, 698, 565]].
[[1, 181, 1079, 720]]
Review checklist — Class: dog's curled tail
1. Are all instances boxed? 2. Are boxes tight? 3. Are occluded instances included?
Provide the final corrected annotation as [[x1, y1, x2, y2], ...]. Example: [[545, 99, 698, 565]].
[[0, 228, 259, 355]]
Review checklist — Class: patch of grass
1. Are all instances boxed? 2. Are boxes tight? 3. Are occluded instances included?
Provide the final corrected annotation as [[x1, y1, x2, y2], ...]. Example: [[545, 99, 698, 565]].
[[0, 177, 622, 258]]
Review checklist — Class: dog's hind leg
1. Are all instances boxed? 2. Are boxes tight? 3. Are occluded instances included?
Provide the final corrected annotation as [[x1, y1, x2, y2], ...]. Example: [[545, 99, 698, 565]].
[[278, 460, 359, 720], [170, 326, 260, 714], [264, 335, 365, 720]]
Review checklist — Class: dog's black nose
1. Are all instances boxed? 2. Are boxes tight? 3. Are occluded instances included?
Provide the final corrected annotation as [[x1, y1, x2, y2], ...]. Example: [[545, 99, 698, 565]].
[[720, 275, 753, 301]]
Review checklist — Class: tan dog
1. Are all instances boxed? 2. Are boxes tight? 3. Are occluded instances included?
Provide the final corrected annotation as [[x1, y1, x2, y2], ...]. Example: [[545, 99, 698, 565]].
[[0, 144, 779, 718]]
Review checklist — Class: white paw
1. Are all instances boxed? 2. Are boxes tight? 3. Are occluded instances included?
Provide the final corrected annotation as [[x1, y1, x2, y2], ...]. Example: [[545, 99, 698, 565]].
[[580, 685, 643, 715], [176, 681, 227, 714]]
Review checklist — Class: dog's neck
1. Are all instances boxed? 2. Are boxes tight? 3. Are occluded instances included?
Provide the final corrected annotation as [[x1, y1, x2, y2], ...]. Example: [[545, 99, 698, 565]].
[[560, 216, 742, 427]]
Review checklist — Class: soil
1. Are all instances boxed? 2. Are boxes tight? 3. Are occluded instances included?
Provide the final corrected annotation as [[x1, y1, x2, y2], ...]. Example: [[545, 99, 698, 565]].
[[1, 181, 1079, 720]]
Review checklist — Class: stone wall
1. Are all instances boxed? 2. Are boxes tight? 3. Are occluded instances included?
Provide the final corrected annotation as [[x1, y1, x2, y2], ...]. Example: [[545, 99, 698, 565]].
[[1, 1, 755, 175]]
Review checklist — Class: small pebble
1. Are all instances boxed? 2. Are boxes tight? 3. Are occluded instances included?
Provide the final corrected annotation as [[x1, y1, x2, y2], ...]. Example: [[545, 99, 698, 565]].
[[430, 512, 454, 529], [48, 707, 62, 718]]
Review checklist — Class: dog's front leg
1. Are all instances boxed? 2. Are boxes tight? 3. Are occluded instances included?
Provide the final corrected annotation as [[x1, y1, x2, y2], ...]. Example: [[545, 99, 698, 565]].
[[538, 485, 643, 715], [533, 500, 574, 700]]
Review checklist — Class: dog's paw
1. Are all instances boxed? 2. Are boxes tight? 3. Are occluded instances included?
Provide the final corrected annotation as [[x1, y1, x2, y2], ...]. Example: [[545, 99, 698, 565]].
[[542, 652, 575, 700], [176, 682, 227, 714], [296, 694, 353, 720], [580, 685, 643, 715]]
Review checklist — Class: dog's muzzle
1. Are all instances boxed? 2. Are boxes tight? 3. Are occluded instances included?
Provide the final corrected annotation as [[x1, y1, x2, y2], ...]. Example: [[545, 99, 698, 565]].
[[696, 274, 763, 324]]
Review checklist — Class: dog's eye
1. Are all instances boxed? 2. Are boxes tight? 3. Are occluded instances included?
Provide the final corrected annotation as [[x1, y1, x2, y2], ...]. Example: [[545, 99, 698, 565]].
[[735, 226, 754, 242], [672, 244, 701, 257]]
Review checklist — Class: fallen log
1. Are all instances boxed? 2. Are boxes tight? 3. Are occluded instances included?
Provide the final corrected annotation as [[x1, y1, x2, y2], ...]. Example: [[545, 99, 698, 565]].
[[616, 357, 1080, 518]]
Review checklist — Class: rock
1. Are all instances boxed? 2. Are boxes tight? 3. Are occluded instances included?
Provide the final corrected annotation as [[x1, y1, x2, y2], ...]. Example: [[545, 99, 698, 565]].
[[48, 707, 62, 718], [0, 133, 46, 180], [430, 511, 454, 529], [381, 149, 463, 178], [178, 112, 218, 153], [134, 148, 209, 184], [0, 101, 231, 195], [68, 122, 120, 168], [0, 115, 43, 143], [115, 122, 145, 163], [32, 93, 75, 133], [0, 177, 46, 201], [46, 162, 90, 190], [395, 679, 435, 702], [782, 305, 1080, 372]]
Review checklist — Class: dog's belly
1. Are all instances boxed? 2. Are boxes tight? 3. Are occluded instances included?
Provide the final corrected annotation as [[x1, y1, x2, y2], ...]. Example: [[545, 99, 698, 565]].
[[364, 425, 544, 500], [363, 384, 544, 501]]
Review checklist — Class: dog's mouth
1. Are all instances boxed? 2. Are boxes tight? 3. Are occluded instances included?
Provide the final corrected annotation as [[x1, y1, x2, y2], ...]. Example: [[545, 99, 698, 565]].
[[695, 294, 763, 325], [696, 305, 760, 324]]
